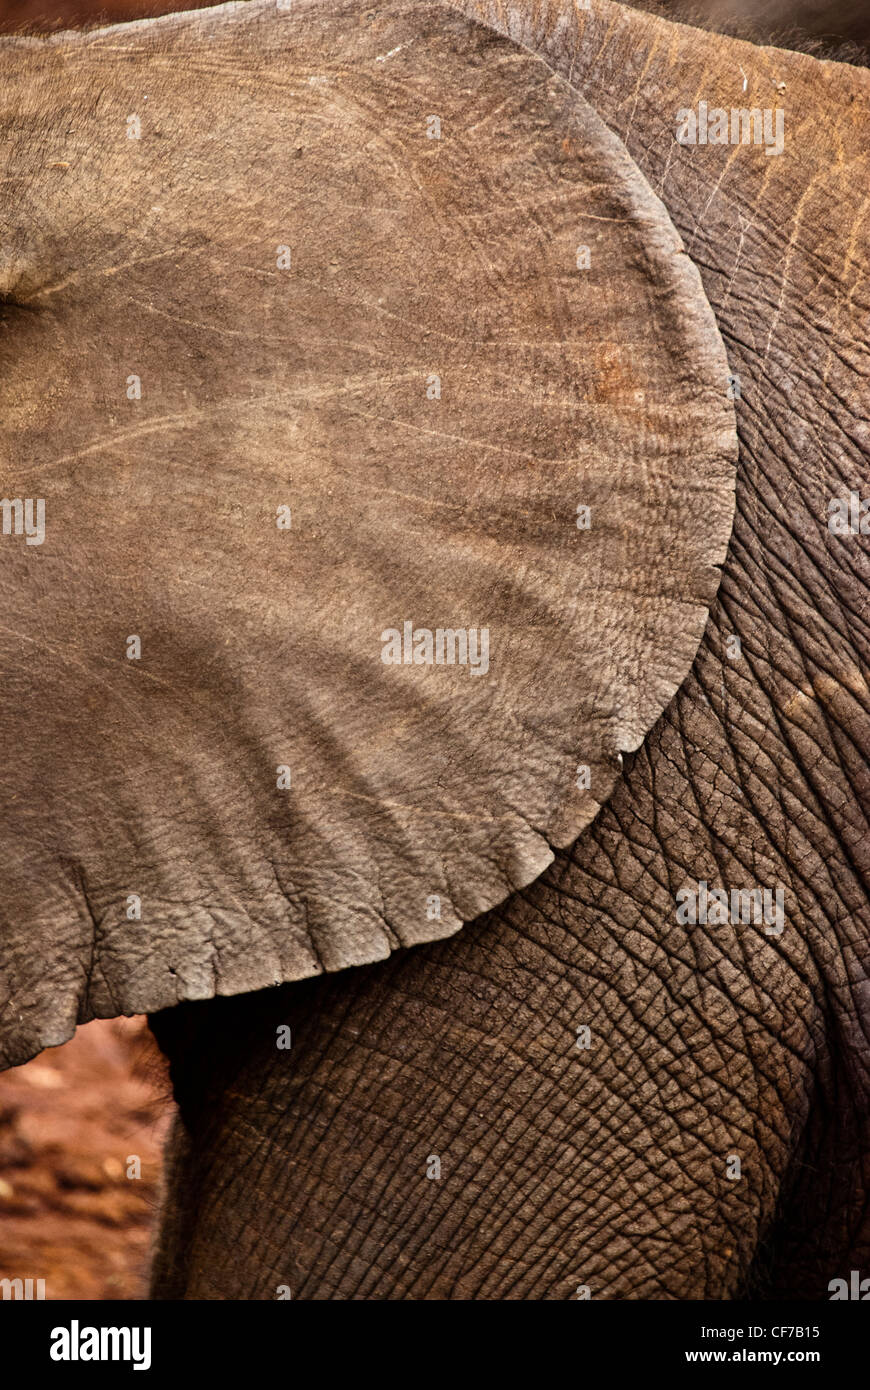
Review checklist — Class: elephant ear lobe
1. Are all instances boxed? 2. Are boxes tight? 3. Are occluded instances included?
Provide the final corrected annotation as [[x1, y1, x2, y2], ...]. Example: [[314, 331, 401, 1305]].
[[0, 0, 736, 1066]]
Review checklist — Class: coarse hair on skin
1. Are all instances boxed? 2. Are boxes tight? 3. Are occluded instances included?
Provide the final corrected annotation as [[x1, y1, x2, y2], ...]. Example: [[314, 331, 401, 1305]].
[[626, 0, 870, 64]]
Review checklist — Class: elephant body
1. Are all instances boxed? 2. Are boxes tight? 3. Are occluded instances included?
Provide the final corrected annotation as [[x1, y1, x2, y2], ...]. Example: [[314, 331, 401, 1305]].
[[148, 2, 870, 1299], [1, 0, 867, 1299], [631, 1, 870, 60], [145, 2, 861, 1301]]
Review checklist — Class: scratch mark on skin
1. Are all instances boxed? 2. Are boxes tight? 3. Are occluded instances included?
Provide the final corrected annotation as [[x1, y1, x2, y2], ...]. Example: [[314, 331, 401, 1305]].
[[121, 290, 402, 352], [117, 294, 314, 342], [574, 212, 633, 223], [28, 247, 191, 302], [657, 136, 679, 199], [763, 172, 820, 361], [589, 12, 620, 69], [0, 622, 175, 719], [35, 375, 427, 473], [338, 788, 512, 822], [24, 235, 269, 304], [127, 278, 648, 352], [347, 407, 549, 462], [721, 211, 755, 313], [48, 409, 212, 466], [688, 143, 743, 252], [463, 89, 522, 137], [621, 33, 662, 147], [822, 190, 870, 389]]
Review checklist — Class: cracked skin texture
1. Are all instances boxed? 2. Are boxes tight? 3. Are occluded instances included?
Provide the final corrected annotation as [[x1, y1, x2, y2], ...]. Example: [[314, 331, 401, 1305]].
[[148, 3, 870, 1299]]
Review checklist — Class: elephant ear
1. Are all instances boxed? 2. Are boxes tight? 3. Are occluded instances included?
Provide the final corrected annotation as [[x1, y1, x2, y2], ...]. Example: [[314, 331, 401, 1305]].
[[0, 0, 736, 1066]]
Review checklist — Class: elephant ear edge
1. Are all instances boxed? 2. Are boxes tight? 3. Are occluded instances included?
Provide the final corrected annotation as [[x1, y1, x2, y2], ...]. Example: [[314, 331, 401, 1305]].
[[0, 0, 737, 1068]]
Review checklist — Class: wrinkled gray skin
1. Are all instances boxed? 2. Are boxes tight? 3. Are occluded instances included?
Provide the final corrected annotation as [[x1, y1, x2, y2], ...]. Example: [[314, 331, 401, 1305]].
[[145, 2, 870, 1299], [635, 0, 870, 60], [0, 0, 866, 1299]]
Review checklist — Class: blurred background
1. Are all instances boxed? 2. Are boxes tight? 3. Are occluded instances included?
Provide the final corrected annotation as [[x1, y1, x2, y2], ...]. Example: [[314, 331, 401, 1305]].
[[0, 0, 867, 1304], [0, 1019, 171, 1299], [0, 0, 205, 28]]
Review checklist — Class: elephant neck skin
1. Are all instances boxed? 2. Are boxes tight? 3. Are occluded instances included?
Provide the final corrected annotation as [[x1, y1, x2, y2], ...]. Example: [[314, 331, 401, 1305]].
[[624, 0, 870, 64], [141, 4, 870, 1300]]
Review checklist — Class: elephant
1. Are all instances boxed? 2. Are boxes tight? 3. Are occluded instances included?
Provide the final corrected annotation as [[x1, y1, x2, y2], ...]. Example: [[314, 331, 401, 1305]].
[[628, 0, 870, 60], [0, 0, 867, 1300]]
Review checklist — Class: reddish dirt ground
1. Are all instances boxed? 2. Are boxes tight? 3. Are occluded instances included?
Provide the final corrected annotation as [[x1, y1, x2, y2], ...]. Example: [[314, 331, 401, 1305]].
[[0, 1017, 173, 1300], [0, 0, 213, 29]]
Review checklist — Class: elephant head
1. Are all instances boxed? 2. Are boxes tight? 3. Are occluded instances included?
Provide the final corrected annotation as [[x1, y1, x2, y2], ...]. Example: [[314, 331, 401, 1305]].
[[1, 0, 867, 1300]]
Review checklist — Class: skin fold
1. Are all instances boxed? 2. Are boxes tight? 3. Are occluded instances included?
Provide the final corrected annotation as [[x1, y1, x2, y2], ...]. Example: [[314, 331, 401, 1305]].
[[147, 5, 869, 1299]]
